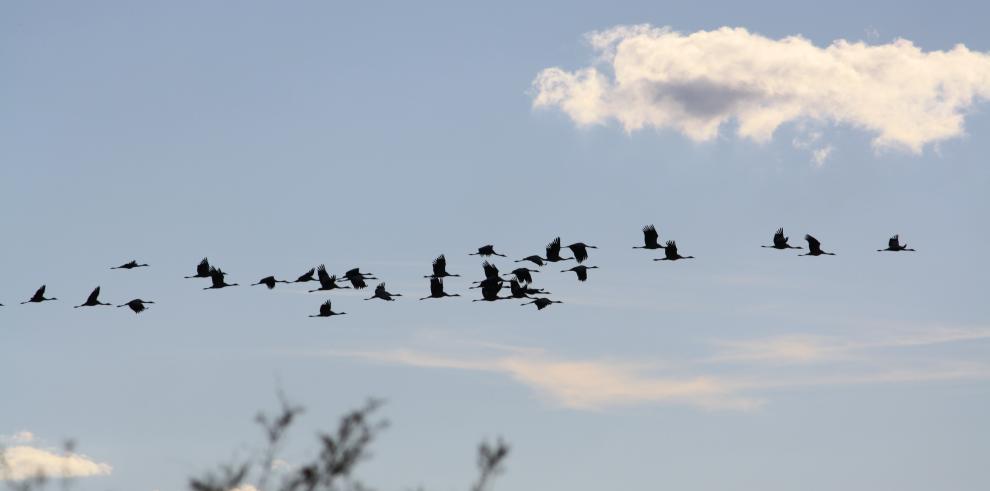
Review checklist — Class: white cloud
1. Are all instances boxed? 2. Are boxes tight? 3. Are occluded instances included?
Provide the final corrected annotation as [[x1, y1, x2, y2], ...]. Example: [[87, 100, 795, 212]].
[[1, 444, 111, 481], [532, 25, 990, 154]]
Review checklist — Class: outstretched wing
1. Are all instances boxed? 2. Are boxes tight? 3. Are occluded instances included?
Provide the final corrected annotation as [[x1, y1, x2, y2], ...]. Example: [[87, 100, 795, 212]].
[[86, 287, 101, 304], [546, 237, 562, 256], [482, 261, 499, 279], [509, 279, 524, 296], [889, 235, 899, 249], [430, 277, 443, 297], [209, 267, 224, 287], [576, 267, 588, 282], [773, 228, 787, 247], [319, 300, 332, 316], [643, 225, 659, 247], [805, 235, 822, 253], [317, 264, 331, 285], [298, 267, 316, 281], [196, 258, 210, 276], [569, 244, 589, 263], [432, 255, 447, 276], [375, 283, 387, 296]]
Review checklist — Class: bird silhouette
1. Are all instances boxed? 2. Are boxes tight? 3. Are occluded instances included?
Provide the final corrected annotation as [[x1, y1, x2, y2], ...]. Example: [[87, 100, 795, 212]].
[[111, 260, 149, 270], [310, 299, 346, 317], [762, 228, 802, 249], [341, 268, 376, 289], [654, 241, 695, 261], [420, 277, 460, 300], [470, 245, 506, 257], [184, 258, 217, 278], [562, 265, 599, 281], [310, 265, 351, 292], [515, 255, 545, 267], [801, 235, 836, 256], [508, 279, 548, 298], [365, 282, 401, 301], [117, 299, 154, 314], [634, 224, 664, 250], [566, 242, 597, 263], [543, 237, 574, 262], [252, 276, 290, 289], [425, 254, 460, 278], [878, 235, 915, 252], [204, 267, 238, 289], [472, 278, 509, 302], [522, 297, 562, 310], [509, 267, 539, 284], [75, 286, 112, 308], [471, 261, 506, 287], [21, 285, 56, 304], [293, 268, 318, 283]]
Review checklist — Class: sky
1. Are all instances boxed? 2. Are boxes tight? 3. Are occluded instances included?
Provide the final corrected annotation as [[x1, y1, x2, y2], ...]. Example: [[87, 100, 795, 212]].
[[2, 1, 990, 490]]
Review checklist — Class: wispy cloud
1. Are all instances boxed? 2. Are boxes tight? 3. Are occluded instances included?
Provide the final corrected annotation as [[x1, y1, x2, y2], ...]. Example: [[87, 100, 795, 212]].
[[710, 326, 990, 364], [532, 25, 990, 156], [335, 349, 761, 411], [318, 324, 990, 412]]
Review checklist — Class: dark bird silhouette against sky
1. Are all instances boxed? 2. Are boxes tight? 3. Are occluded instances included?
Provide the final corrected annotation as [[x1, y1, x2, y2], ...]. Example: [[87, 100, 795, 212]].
[[310, 265, 351, 292], [566, 242, 598, 263], [21, 285, 56, 304], [470, 245, 506, 257], [117, 299, 153, 314], [293, 268, 317, 283], [544, 237, 574, 263], [111, 260, 149, 270], [252, 276, 290, 289], [522, 297, 562, 310], [802, 235, 836, 256], [878, 235, 915, 252], [420, 277, 460, 300], [310, 299, 345, 317], [509, 267, 539, 284], [184, 258, 215, 278], [365, 282, 401, 301], [762, 228, 803, 249], [508, 279, 548, 299], [204, 267, 238, 289], [654, 241, 695, 261], [562, 265, 599, 281], [473, 278, 509, 302], [633, 224, 664, 250], [472, 261, 506, 287], [426, 254, 460, 278], [341, 268, 376, 289], [515, 255, 545, 267], [75, 286, 112, 308]]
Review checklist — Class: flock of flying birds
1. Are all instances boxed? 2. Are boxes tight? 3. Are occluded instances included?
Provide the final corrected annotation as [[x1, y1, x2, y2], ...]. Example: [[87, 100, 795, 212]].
[[1, 226, 916, 316]]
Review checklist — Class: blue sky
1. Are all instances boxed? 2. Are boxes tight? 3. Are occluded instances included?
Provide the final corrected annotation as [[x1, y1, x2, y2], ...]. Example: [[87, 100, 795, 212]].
[[2, 1, 990, 490]]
